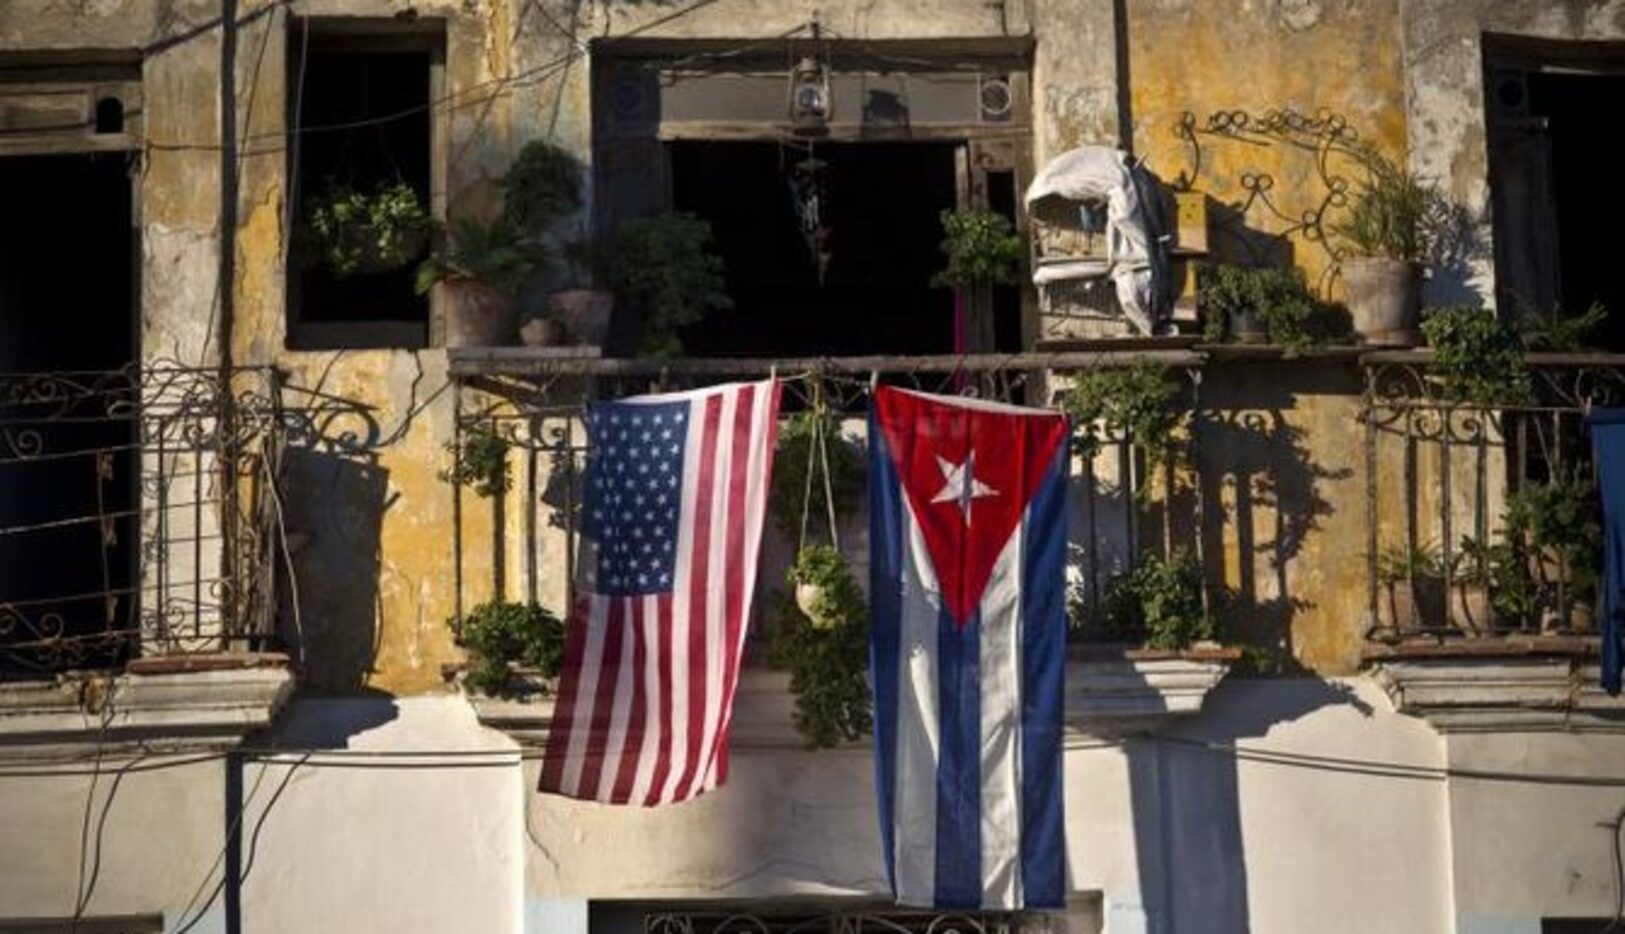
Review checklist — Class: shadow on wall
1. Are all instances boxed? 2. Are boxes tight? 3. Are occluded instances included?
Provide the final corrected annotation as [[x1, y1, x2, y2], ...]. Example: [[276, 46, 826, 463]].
[[1198, 367, 1354, 674], [1119, 675, 1374, 933], [279, 446, 392, 692]]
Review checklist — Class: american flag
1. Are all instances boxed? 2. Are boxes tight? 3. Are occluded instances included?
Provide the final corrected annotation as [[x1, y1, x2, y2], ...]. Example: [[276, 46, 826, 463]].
[[539, 379, 781, 804]]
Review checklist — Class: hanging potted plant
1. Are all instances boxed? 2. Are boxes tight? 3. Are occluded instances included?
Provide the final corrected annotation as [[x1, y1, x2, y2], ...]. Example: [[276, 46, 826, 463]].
[[1333, 151, 1440, 346], [934, 208, 1024, 356], [770, 544, 872, 748], [416, 217, 544, 348], [303, 180, 432, 277], [610, 211, 731, 357]]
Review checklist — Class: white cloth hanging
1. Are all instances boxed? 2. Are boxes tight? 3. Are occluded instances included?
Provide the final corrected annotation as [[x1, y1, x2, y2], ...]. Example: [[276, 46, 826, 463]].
[[1025, 145, 1172, 335]]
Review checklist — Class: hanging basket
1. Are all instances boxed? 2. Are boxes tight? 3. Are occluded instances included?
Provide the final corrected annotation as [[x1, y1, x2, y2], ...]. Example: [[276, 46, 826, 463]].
[[304, 182, 432, 277]]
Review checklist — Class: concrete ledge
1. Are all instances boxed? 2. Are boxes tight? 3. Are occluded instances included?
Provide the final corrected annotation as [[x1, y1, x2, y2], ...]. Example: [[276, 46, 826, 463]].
[[467, 653, 1237, 747], [0, 655, 295, 757], [1368, 651, 1625, 733]]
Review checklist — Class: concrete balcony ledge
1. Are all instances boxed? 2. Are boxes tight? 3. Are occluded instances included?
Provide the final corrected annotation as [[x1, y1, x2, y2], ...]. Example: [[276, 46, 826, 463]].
[[0, 652, 295, 757], [1363, 637, 1625, 733], [463, 648, 1240, 748]]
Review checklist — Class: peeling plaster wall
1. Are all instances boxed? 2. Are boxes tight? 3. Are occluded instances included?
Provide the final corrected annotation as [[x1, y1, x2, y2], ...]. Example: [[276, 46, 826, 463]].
[[1401, 0, 1625, 306]]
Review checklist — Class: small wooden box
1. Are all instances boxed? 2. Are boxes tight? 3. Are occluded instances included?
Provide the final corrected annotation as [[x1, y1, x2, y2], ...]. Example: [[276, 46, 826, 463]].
[[1173, 189, 1210, 254]]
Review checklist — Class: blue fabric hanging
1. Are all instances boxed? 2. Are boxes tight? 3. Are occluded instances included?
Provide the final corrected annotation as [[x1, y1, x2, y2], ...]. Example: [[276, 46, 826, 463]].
[[1588, 408, 1625, 696]]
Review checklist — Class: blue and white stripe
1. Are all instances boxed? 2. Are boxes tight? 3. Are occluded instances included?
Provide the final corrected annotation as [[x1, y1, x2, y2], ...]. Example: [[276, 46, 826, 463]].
[[869, 414, 1068, 910]]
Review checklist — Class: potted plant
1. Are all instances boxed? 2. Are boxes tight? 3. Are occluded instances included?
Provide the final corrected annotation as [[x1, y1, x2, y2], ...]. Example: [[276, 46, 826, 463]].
[[1199, 263, 1318, 352], [1099, 548, 1213, 650], [303, 180, 432, 277], [1376, 541, 1446, 633], [1333, 152, 1439, 346], [1504, 478, 1602, 632], [453, 600, 566, 697], [610, 212, 731, 357], [501, 140, 614, 347], [416, 218, 544, 347], [1419, 305, 1533, 407], [770, 545, 871, 747], [934, 208, 1024, 354]]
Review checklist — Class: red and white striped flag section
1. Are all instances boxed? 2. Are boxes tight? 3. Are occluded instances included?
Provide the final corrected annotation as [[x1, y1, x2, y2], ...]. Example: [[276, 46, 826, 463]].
[[539, 379, 781, 804]]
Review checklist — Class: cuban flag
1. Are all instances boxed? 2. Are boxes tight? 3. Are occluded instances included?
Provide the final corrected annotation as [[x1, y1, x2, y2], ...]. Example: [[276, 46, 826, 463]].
[[869, 386, 1069, 910]]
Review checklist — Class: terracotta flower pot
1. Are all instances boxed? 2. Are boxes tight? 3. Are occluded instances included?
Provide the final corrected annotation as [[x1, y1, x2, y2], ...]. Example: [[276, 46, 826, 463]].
[[1452, 583, 1493, 635], [547, 289, 615, 346], [1383, 577, 1446, 633], [444, 279, 518, 348], [519, 316, 561, 347], [1343, 257, 1421, 346]]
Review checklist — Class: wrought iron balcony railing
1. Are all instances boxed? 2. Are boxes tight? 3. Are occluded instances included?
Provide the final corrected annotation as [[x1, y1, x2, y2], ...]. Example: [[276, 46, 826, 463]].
[[0, 363, 285, 676]]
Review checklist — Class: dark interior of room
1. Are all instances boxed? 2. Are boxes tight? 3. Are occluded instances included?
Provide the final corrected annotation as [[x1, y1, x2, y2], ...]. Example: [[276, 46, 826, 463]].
[[0, 153, 135, 671], [290, 42, 431, 345], [669, 139, 980, 357], [1527, 69, 1625, 348]]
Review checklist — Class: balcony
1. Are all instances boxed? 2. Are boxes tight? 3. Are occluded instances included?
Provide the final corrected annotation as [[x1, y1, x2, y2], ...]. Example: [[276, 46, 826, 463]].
[[0, 364, 293, 752]]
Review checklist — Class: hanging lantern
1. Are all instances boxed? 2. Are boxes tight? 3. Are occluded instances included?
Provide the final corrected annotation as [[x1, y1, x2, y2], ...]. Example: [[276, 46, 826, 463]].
[[788, 56, 831, 133]]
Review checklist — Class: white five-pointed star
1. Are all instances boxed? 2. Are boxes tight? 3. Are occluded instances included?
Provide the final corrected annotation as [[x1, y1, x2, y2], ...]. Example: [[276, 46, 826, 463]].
[[931, 451, 998, 523]]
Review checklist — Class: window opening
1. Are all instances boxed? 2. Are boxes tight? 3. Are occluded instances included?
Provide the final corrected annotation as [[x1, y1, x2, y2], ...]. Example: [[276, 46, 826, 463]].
[[668, 139, 971, 357], [286, 23, 440, 350]]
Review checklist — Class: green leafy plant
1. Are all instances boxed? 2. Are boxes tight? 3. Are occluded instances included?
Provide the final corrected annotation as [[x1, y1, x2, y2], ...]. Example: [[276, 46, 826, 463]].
[[415, 217, 545, 296], [1505, 478, 1602, 605], [770, 545, 872, 747], [611, 212, 731, 357], [768, 411, 866, 539], [1099, 548, 1213, 650], [1198, 263, 1319, 353], [1457, 536, 1537, 625], [1420, 305, 1533, 406], [1332, 151, 1441, 262], [933, 208, 1024, 288], [1375, 541, 1444, 583], [501, 140, 583, 231], [1065, 365, 1186, 487], [454, 600, 566, 696], [440, 422, 511, 498], [1517, 300, 1609, 353], [304, 181, 431, 277]]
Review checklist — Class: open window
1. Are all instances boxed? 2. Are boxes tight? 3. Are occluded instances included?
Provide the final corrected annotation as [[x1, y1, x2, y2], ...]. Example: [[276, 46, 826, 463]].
[[1485, 35, 1625, 348], [286, 18, 444, 350], [593, 38, 1033, 358]]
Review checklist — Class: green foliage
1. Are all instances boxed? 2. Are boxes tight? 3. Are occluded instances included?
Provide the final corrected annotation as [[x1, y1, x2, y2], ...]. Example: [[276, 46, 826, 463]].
[[769, 411, 866, 539], [415, 218, 545, 296], [1505, 478, 1602, 600], [933, 208, 1024, 289], [1419, 305, 1533, 406], [611, 212, 732, 357], [501, 140, 583, 231], [1100, 548, 1213, 650], [770, 546, 872, 748], [1198, 263, 1319, 353], [304, 182, 431, 277], [1456, 536, 1538, 624], [1517, 301, 1609, 353], [439, 423, 511, 498], [1331, 151, 1441, 262], [1375, 541, 1443, 582], [454, 600, 566, 696], [1064, 365, 1185, 483]]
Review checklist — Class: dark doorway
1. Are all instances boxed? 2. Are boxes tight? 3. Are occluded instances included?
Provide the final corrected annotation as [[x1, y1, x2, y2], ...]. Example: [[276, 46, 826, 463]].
[[1486, 42, 1625, 348], [0, 153, 137, 674], [668, 140, 965, 357]]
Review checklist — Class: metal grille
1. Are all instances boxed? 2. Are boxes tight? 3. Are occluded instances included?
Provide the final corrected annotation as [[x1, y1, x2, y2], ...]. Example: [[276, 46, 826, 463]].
[[644, 909, 1058, 934], [0, 363, 284, 674]]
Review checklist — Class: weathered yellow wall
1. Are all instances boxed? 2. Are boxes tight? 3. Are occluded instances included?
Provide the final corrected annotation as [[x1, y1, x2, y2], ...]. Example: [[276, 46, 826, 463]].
[[1126, 0, 1407, 291]]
